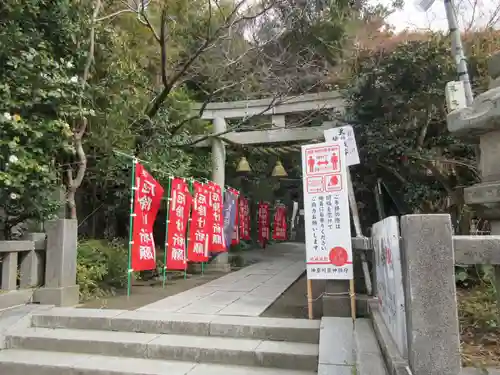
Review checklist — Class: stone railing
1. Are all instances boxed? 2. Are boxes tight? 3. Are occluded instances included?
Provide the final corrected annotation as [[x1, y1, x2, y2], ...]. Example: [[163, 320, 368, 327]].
[[352, 214, 500, 375], [0, 219, 79, 309]]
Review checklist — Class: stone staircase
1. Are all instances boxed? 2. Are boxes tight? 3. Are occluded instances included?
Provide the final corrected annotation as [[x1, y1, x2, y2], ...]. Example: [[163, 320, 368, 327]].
[[0, 307, 320, 375]]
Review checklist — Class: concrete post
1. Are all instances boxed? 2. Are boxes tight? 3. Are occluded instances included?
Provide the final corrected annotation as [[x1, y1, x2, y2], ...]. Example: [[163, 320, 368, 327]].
[[447, 51, 500, 319], [33, 219, 79, 306], [1, 252, 18, 290], [400, 214, 461, 375], [210, 117, 230, 271]]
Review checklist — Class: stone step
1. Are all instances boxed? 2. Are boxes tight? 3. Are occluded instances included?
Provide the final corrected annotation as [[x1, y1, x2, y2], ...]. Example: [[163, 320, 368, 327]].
[[0, 349, 318, 375], [31, 307, 320, 343], [5, 327, 319, 371], [353, 319, 389, 375]]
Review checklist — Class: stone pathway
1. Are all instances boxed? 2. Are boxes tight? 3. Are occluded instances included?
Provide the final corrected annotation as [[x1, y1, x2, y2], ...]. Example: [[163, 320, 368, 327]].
[[138, 243, 305, 316]]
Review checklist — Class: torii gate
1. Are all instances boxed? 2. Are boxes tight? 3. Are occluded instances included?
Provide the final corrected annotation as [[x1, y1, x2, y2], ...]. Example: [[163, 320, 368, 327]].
[[190, 91, 345, 187]]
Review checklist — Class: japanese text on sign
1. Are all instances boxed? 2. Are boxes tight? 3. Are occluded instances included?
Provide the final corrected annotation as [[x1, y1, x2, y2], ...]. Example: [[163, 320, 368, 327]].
[[323, 125, 360, 166], [372, 216, 407, 358], [301, 142, 353, 280]]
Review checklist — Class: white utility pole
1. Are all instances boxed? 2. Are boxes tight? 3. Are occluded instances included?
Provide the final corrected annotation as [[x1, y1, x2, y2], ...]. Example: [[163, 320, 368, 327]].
[[416, 0, 474, 106]]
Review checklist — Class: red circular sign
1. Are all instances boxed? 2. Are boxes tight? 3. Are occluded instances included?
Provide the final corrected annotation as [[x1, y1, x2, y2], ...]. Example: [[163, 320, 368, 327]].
[[329, 247, 348, 267]]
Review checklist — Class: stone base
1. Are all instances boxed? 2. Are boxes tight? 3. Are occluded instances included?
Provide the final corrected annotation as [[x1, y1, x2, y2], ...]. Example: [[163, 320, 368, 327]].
[[0, 289, 34, 310], [33, 285, 79, 307], [322, 294, 370, 318], [205, 263, 232, 273]]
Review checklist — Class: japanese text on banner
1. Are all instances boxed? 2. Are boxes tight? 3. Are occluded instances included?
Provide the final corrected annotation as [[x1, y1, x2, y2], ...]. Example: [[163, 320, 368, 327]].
[[272, 205, 287, 241], [239, 198, 251, 240], [166, 178, 192, 270], [207, 182, 226, 252], [187, 182, 211, 262], [257, 202, 270, 246], [131, 163, 164, 271], [301, 142, 353, 280]]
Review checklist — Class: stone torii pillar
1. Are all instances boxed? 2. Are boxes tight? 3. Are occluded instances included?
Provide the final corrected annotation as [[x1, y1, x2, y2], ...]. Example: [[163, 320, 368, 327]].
[[447, 51, 500, 313]]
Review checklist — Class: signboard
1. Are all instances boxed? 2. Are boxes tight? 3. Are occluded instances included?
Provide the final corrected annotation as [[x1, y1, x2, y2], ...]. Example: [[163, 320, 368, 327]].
[[301, 142, 352, 280], [372, 216, 408, 358], [324, 125, 360, 166]]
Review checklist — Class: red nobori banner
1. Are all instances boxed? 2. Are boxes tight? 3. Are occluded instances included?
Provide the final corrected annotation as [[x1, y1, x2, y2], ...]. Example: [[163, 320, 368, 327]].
[[187, 182, 211, 262], [258, 202, 270, 246], [231, 195, 240, 246], [273, 205, 287, 241], [239, 197, 250, 240], [207, 181, 226, 252], [166, 178, 192, 270], [131, 163, 164, 271]]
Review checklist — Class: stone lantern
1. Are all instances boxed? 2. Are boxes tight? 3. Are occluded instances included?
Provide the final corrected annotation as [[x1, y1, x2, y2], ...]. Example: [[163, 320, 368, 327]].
[[447, 51, 500, 308]]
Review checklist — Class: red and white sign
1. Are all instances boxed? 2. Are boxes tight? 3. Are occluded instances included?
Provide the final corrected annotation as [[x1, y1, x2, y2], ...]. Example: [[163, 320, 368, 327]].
[[187, 182, 211, 262], [257, 202, 270, 247], [166, 178, 192, 270], [239, 197, 251, 240], [131, 162, 164, 271], [207, 181, 226, 252], [301, 142, 353, 280], [272, 205, 287, 241]]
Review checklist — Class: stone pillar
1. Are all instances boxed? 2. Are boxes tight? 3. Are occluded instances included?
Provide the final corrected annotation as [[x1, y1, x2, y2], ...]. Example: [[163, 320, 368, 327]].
[[1, 252, 18, 290], [210, 117, 230, 272], [400, 214, 461, 375], [33, 219, 79, 306], [212, 117, 226, 188], [447, 51, 500, 318]]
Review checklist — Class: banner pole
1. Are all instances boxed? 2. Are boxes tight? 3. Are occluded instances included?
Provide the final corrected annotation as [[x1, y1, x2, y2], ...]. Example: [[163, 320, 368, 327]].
[[127, 157, 137, 298], [163, 176, 173, 288], [346, 169, 360, 323], [184, 178, 193, 280]]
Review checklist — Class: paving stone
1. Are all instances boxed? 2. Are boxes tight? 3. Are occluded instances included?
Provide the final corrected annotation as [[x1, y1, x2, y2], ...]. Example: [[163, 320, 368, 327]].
[[319, 317, 355, 366], [318, 364, 355, 375], [176, 302, 225, 314]]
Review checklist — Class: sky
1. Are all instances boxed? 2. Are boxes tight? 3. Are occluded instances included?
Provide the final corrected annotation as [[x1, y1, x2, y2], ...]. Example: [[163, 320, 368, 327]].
[[370, 0, 499, 32]]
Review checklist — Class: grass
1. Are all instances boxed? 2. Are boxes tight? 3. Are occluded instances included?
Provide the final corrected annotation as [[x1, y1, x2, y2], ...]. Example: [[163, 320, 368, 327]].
[[458, 282, 500, 368]]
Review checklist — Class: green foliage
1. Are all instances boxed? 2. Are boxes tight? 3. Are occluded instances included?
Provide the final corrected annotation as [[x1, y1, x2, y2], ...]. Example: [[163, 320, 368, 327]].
[[77, 239, 129, 301], [0, 0, 89, 237], [346, 34, 480, 224]]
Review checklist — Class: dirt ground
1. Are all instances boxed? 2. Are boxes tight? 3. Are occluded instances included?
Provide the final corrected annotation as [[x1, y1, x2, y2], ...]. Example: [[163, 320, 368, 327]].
[[79, 271, 229, 310], [261, 273, 310, 319]]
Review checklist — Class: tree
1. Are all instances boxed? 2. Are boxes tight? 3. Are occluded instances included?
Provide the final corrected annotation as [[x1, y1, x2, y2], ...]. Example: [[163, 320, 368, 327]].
[[0, 0, 88, 238]]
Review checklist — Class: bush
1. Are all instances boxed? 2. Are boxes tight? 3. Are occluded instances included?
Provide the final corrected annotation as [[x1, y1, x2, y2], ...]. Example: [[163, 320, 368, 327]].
[[77, 238, 128, 301]]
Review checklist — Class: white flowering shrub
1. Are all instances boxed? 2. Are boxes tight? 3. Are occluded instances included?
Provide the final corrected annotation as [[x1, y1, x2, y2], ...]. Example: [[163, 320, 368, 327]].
[[0, 1, 90, 237]]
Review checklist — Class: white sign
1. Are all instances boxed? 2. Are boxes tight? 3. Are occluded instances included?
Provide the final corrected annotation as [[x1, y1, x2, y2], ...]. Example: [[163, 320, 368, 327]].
[[324, 125, 360, 166], [372, 216, 408, 358], [301, 142, 352, 280]]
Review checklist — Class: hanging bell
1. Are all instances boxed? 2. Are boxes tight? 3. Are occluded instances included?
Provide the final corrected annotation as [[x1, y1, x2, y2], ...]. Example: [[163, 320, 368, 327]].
[[272, 160, 288, 177], [236, 156, 251, 173]]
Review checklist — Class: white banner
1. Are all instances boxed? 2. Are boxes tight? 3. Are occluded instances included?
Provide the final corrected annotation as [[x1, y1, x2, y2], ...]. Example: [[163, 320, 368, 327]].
[[323, 125, 360, 166], [372, 216, 408, 358], [301, 141, 352, 280]]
